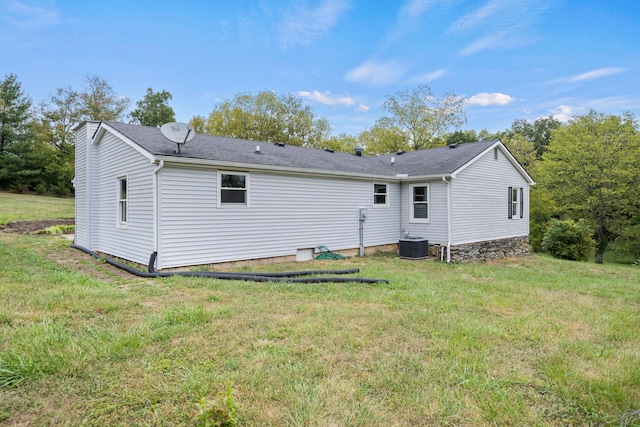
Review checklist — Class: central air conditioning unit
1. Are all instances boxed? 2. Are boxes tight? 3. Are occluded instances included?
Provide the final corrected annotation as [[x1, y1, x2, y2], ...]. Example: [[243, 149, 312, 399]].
[[399, 237, 429, 259]]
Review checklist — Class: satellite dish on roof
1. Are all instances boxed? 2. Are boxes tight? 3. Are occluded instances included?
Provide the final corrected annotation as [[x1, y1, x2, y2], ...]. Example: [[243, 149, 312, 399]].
[[160, 122, 195, 154]]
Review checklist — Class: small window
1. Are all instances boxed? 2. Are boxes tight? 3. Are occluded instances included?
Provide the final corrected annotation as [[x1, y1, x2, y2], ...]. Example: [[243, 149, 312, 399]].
[[219, 172, 249, 206], [373, 183, 388, 206], [494, 147, 499, 160], [508, 186, 524, 219], [117, 176, 127, 226], [410, 184, 429, 223]]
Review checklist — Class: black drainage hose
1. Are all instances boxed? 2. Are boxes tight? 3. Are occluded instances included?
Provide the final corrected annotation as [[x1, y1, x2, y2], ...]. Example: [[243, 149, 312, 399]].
[[147, 252, 361, 277], [71, 244, 389, 284]]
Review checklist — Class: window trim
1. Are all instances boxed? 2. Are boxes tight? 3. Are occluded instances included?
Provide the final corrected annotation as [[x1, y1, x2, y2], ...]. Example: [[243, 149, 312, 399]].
[[117, 175, 128, 228], [373, 182, 388, 207], [217, 171, 250, 207], [409, 183, 430, 223]]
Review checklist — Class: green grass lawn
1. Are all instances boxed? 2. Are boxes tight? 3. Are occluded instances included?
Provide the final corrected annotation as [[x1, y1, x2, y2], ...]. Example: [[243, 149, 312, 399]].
[[0, 192, 638, 425], [1, 230, 639, 426], [0, 191, 74, 225]]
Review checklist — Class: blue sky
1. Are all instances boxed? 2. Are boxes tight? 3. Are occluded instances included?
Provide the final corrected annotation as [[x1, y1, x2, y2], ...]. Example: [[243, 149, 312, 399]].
[[2, 0, 639, 136]]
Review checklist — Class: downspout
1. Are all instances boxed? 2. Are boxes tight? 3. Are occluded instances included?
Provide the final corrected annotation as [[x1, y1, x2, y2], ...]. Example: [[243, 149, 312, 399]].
[[442, 176, 452, 263], [152, 160, 164, 269]]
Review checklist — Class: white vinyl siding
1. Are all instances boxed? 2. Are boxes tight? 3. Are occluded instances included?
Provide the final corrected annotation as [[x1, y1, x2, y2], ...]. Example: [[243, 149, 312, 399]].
[[451, 146, 529, 244], [400, 180, 448, 243], [158, 168, 400, 269], [73, 122, 100, 249], [94, 132, 155, 265], [74, 126, 87, 247]]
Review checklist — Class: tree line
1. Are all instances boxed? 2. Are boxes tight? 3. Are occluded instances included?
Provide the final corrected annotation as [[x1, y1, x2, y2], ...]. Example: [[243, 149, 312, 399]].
[[1, 73, 638, 263]]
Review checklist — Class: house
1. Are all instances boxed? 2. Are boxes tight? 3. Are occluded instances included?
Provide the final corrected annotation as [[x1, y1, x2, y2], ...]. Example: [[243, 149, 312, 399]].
[[73, 121, 534, 270]]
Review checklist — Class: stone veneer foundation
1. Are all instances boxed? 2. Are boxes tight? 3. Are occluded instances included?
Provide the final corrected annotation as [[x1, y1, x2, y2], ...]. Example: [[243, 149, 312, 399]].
[[438, 236, 529, 263]]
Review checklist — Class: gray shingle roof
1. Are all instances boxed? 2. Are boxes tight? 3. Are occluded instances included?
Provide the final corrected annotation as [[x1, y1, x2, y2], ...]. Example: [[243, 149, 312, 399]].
[[104, 121, 498, 178], [378, 140, 499, 176]]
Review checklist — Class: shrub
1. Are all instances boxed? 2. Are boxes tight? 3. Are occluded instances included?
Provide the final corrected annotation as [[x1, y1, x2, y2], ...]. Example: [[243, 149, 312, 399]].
[[529, 189, 559, 252], [542, 218, 594, 261], [34, 183, 48, 196], [612, 224, 640, 264]]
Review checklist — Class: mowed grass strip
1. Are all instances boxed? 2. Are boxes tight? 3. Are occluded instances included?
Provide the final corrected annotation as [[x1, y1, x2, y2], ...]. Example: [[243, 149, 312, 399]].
[[1, 232, 639, 426], [0, 191, 75, 225]]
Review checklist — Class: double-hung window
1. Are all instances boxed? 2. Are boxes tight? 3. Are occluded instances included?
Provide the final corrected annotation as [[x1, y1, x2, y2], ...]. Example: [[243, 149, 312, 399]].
[[219, 172, 249, 206], [117, 176, 128, 226], [373, 183, 388, 206], [508, 186, 524, 219], [410, 184, 429, 223]]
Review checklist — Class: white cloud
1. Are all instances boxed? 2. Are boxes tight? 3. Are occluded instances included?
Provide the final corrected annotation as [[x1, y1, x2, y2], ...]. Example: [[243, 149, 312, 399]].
[[542, 67, 628, 86], [466, 92, 515, 106], [550, 104, 574, 122], [459, 34, 498, 56], [567, 67, 626, 83], [399, 0, 436, 20], [409, 68, 447, 83], [345, 59, 407, 86], [449, 0, 507, 33], [298, 90, 355, 107], [377, 0, 437, 53], [356, 104, 370, 112], [279, 0, 351, 49], [451, 0, 550, 56], [4, 0, 59, 31]]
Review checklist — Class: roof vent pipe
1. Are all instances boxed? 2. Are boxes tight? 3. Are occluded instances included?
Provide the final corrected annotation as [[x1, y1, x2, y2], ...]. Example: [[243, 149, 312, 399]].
[[354, 145, 363, 157], [391, 156, 395, 165], [255, 145, 261, 154]]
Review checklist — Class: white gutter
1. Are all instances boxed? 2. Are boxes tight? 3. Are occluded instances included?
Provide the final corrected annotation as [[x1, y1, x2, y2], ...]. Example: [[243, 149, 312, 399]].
[[152, 160, 164, 261], [442, 176, 452, 263]]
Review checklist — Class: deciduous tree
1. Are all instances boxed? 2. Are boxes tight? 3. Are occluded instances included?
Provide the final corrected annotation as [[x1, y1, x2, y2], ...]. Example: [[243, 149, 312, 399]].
[[322, 133, 357, 153], [506, 116, 561, 158], [79, 74, 129, 121], [538, 110, 640, 263], [445, 129, 478, 145], [374, 85, 466, 152], [130, 88, 175, 127], [358, 125, 408, 155], [198, 91, 331, 147]]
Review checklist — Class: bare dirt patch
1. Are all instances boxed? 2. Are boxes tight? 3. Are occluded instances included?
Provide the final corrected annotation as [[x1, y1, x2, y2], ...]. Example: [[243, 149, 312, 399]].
[[50, 242, 141, 283], [2, 218, 74, 233], [1, 220, 148, 283]]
